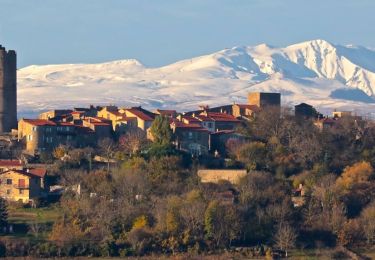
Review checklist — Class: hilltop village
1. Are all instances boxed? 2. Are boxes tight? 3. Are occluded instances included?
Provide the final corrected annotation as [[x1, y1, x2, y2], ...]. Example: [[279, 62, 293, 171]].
[[17, 93, 344, 157], [1, 45, 375, 258]]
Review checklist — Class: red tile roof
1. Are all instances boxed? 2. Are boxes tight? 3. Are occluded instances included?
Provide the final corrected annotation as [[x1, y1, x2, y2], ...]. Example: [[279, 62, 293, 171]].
[[27, 168, 47, 178], [172, 122, 209, 132], [182, 116, 200, 123], [126, 108, 154, 121], [1, 169, 45, 179], [0, 160, 22, 167], [58, 122, 74, 126], [22, 119, 57, 126], [197, 112, 240, 122], [71, 111, 85, 115]]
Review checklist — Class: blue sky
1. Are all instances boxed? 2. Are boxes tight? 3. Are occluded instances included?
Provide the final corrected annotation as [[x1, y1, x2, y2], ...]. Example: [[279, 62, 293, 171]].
[[1, 0, 374, 68]]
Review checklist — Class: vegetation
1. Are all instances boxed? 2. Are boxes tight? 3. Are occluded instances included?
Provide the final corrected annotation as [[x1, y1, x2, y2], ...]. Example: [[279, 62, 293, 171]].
[[2, 107, 375, 258]]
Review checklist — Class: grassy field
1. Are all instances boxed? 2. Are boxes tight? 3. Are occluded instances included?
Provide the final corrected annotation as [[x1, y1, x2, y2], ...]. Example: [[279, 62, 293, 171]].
[[8, 205, 61, 224], [3, 204, 61, 241]]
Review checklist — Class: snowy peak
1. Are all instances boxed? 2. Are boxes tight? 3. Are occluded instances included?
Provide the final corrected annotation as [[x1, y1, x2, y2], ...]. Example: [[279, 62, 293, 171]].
[[17, 39, 375, 117]]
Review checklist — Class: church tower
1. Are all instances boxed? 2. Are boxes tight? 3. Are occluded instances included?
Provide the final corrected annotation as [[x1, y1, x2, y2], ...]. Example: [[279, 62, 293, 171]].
[[0, 45, 17, 133]]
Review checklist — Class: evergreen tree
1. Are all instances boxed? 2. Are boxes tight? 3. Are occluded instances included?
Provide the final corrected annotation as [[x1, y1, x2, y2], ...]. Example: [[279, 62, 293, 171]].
[[150, 115, 172, 146], [0, 198, 8, 229]]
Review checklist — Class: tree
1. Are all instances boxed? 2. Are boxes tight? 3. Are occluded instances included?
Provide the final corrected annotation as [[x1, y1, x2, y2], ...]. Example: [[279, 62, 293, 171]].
[[119, 128, 148, 156], [274, 223, 297, 258], [0, 198, 7, 230], [150, 115, 172, 146], [360, 202, 375, 244], [336, 161, 374, 190], [238, 142, 268, 170], [98, 138, 116, 173], [53, 145, 68, 159], [204, 201, 240, 248]]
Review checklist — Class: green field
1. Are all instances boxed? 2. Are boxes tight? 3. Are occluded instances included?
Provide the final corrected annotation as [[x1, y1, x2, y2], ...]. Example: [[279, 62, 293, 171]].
[[3, 204, 61, 241]]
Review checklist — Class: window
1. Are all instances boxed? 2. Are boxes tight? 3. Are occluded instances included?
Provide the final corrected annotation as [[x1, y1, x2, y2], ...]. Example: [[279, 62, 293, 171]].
[[6, 190, 10, 195], [208, 122, 213, 128], [6, 179, 12, 185], [27, 135, 33, 141], [188, 132, 193, 139], [46, 137, 53, 143], [66, 126, 70, 131], [46, 127, 52, 132], [19, 189, 24, 195], [32, 126, 37, 131]]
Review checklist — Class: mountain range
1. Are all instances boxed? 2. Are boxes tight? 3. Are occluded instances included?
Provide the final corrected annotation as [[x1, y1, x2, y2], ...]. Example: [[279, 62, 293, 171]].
[[18, 39, 375, 117]]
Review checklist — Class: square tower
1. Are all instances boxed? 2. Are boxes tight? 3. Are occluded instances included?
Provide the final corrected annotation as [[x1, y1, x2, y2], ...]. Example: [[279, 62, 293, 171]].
[[248, 92, 280, 108], [0, 45, 17, 133]]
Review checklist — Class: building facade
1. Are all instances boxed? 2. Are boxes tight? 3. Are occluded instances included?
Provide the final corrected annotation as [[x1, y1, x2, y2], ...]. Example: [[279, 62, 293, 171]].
[[0, 169, 45, 203], [248, 92, 281, 108], [0, 45, 17, 133]]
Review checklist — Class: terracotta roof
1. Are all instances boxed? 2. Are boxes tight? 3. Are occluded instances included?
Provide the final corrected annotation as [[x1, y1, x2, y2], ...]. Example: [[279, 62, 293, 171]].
[[27, 168, 47, 178], [90, 122, 111, 126], [57, 122, 74, 126], [0, 160, 22, 167], [172, 122, 209, 132], [196, 112, 240, 122], [22, 119, 57, 126], [155, 109, 177, 116], [182, 116, 200, 123], [71, 111, 85, 115], [126, 108, 154, 121], [1, 169, 45, 179], [195, 115, 215, 122]]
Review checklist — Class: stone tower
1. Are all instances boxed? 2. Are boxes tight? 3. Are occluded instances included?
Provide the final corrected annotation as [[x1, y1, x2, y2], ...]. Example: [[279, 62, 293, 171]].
[[0, 45, 17, 133]]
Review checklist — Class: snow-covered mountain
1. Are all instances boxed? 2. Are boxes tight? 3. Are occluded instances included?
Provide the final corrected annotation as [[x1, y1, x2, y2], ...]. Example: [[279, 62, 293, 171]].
[[18, 39, 375, 117]]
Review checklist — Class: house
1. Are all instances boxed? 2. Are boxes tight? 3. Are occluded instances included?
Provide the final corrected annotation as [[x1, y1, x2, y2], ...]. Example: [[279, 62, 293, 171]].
[[154, 109, 177, 118], [39, 109, 73, 120], [55, 122, 77, 145], [0, 160, 23, 172], [0, 169, 46, 203], [295, 103, 317, 118], [332, 110, 353, 118], [232, 104, 259, 119], [210, 130, 246, 156], [18, 118, 99, 154], [82, 117, 113, 140], [314, 118, 336, 131], [197, 169, 247, 184], [171, 121, 210, 156], [122, 107, 156, 131], [18, 119, 58, 154], [195, 111, 241, 132], [73, 105, 99, 117], [97, 108, 137, 134]]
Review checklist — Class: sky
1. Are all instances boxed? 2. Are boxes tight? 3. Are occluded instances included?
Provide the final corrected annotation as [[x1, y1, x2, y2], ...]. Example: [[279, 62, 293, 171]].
[[0, 0, 375, 68]]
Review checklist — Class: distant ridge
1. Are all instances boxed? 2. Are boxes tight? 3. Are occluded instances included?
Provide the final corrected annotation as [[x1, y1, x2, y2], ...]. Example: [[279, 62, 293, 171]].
[[18, 39, 375, 117]]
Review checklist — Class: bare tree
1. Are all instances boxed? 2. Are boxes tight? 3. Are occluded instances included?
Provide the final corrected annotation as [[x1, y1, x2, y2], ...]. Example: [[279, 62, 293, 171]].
[[98, 138, 116, 173], [274, 223, 297, 258], [360, 202, 375, 244], [119, 128, 148, 156]]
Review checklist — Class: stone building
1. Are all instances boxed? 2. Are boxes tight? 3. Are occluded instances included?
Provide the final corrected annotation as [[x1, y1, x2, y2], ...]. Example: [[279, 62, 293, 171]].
[[248, 92, 281, 108], [0, 45, 17, 133]]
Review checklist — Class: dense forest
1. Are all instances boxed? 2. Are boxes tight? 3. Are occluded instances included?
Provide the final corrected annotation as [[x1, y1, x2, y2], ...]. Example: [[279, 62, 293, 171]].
[[1, 108, 375, 258]]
